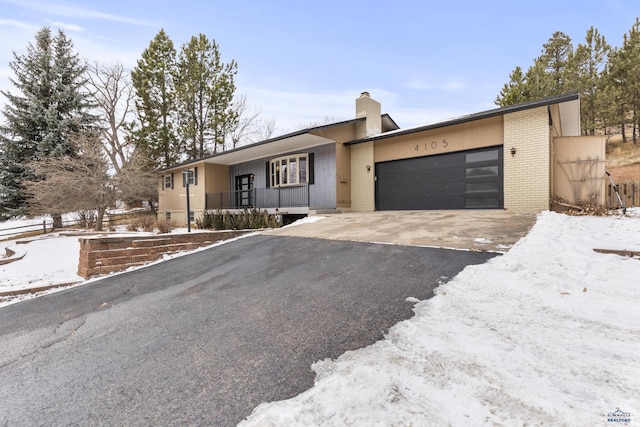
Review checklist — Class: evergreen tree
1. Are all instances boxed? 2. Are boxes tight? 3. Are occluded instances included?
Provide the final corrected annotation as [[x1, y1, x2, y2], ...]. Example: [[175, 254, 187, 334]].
[[523, 59, 555, 100], [619, 18, 640, 142], [570, 27, 610, 135], [131, 29, 179, 168], [495, 66, 528, 107], [0, 27, 94, 221], [175, 34, 238, 157], [538, 31, 574, 95], [602, 46, 630, 141]]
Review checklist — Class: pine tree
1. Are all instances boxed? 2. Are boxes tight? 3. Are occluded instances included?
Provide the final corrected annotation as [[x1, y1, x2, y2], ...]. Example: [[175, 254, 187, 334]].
[[495, 66, 528, 106], [602, 47, 629, 141], [175, 34, 238, 158], [0, 27, 94, 221], [570, 27, 611, 135], [538, 31, 574, 95], [620, 18, 640, 143], [131, 29, 179, 168]]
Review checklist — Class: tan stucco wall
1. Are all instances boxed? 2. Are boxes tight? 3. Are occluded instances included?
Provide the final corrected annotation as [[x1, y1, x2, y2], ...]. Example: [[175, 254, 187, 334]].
[[335, 142, 351, 208], [350, 141, 375, 211], [310, 123, 356, 143], [374, 116, 503, 163], [157, 161, 229, 226], [553, 136, 606, 205], [503, 107, 550, 211]]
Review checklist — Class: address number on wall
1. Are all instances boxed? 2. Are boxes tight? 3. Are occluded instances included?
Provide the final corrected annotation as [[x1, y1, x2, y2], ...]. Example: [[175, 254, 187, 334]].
[[415, 139, 448, 152]]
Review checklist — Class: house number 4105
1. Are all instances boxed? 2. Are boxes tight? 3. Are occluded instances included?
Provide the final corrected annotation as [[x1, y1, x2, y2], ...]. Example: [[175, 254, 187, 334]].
[[415, 139, 448, 151]]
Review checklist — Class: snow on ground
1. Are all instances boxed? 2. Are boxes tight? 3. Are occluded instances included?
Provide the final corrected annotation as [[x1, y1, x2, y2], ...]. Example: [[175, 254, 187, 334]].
[[1, 211, 639, 425], [240, 210, 640, 426], [0, 233, 83, 294]]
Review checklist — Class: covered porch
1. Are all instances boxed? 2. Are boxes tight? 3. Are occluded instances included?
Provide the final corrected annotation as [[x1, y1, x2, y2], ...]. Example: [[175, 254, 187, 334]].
[[205, 185, 312, 214]]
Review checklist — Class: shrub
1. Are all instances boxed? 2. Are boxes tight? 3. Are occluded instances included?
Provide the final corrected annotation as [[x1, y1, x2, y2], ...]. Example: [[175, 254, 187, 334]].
[[75, 210, 96, 229], [155, 218, 177, 234], [127, 214, 156, 232], [196, 208, 282, 230]]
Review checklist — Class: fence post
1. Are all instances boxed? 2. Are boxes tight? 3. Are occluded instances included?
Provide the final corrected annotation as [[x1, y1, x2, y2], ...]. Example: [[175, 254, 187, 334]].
[[43, 220, 47, 234]]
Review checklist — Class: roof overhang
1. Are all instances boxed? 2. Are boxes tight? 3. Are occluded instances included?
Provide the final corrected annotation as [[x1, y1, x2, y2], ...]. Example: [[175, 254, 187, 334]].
[[346, 91, 581, 145], [201, 133, 334, 166], [160, 131, 335, 171]]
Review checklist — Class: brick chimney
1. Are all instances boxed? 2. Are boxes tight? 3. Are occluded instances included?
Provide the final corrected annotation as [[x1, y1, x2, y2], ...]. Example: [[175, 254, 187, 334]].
[[355, 91, 381, 139]]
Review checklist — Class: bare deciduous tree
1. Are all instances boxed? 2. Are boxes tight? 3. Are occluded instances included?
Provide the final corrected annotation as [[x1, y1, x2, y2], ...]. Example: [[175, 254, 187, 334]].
[[115, 148, 159, 212], [25, 131, 116, 231], [227, 95, 276, 149], [86, 62, 136, 173]]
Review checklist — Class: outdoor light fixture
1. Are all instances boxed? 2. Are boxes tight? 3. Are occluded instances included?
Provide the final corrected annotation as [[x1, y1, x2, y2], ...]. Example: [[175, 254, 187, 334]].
[[366, 165, 371, 172], [510, 147, 517, 156]]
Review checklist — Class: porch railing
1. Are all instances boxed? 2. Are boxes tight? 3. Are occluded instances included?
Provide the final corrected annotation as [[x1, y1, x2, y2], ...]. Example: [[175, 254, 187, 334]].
[[205, 186, 310, 210]]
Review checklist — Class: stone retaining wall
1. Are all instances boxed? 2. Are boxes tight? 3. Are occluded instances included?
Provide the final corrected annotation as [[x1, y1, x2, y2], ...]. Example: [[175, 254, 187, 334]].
[[78, 230, 251, 279]]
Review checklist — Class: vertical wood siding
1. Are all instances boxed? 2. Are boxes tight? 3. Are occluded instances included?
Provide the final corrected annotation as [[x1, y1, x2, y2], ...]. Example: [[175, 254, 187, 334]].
[[228, 143, 337, 209]]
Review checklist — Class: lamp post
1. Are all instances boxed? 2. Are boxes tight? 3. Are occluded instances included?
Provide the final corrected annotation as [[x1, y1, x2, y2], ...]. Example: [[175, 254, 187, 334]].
[[183, 168, 192, 232]]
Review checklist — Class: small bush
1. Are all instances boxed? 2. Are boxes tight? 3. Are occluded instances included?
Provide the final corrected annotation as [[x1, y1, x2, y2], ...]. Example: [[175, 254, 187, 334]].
[[155, 218, 177, 234], [196, 208, 282, 230], [76, 210, 96, 229], [127, 214, 157, 232]]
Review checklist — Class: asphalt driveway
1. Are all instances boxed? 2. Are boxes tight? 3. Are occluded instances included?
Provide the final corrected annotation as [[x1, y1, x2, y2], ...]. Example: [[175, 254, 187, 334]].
[[0, 234, 496, 426]]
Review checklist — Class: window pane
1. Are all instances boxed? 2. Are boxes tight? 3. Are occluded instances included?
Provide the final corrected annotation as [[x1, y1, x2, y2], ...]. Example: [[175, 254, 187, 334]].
[[271, 162, 275, 187], [465, 166, 499, 177], [299, 157, 307, 183], [466, 182, 500, 192], [466, 150, 499, 163], [466, 197, 499, 208], [289, 158, 297, 184], [282, 160, 287, 184], [275, 161, 280, 186]]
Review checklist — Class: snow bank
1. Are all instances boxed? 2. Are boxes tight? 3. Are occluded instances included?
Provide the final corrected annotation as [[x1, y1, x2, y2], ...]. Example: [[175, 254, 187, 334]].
[[240, 211, 640, 426]]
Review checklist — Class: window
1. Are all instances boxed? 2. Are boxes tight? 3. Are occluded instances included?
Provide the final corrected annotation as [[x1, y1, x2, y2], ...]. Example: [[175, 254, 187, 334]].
[[165, 211, 171, 220], [466, 149, 499, 163], [465, 165, 499, 178], [270, 154, 308, 187], [466, 182, 500, 193], [182, 167, 198, 187], [164, 174, 173, 189]]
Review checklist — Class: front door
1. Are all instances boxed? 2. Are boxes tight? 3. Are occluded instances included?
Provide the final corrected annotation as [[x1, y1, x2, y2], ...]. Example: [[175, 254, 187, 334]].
[[235, 175, 253, 207]]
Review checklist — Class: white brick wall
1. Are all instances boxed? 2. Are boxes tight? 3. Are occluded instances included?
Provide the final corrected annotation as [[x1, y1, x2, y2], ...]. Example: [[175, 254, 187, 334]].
[[503, 107, 550, 211]]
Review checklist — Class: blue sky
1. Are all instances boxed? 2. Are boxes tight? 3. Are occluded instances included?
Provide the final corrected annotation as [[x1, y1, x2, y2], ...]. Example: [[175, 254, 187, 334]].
[[0, 0, 638, 135]]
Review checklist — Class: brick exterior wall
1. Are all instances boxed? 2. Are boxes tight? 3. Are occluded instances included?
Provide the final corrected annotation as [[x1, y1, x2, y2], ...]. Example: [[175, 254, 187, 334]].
[[77, 231, 251, 279], [503, 107, 551, 211]]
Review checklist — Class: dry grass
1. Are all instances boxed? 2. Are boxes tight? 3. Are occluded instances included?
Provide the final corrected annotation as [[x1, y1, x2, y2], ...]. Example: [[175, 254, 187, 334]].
[[606, 139, 640, 168]]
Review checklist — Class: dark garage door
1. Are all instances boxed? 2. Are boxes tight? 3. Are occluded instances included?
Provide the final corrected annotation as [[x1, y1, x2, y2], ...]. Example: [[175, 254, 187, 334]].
[[375, 146, 503, 210]]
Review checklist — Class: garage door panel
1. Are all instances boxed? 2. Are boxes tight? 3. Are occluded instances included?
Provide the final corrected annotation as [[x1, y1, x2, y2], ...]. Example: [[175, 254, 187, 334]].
[[375, 146, 503, 210]]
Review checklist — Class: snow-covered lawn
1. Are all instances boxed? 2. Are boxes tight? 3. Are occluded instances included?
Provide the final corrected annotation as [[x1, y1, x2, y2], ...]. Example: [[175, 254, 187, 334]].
[[1, 211, 639, 425]]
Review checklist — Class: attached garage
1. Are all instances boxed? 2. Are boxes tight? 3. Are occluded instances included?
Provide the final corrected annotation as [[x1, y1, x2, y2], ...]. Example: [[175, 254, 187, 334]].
[[375, 146, 503, 210]]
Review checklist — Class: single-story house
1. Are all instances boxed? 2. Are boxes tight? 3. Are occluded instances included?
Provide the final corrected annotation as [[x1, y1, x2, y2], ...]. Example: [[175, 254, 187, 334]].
[[158, 91, 605, 226]]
